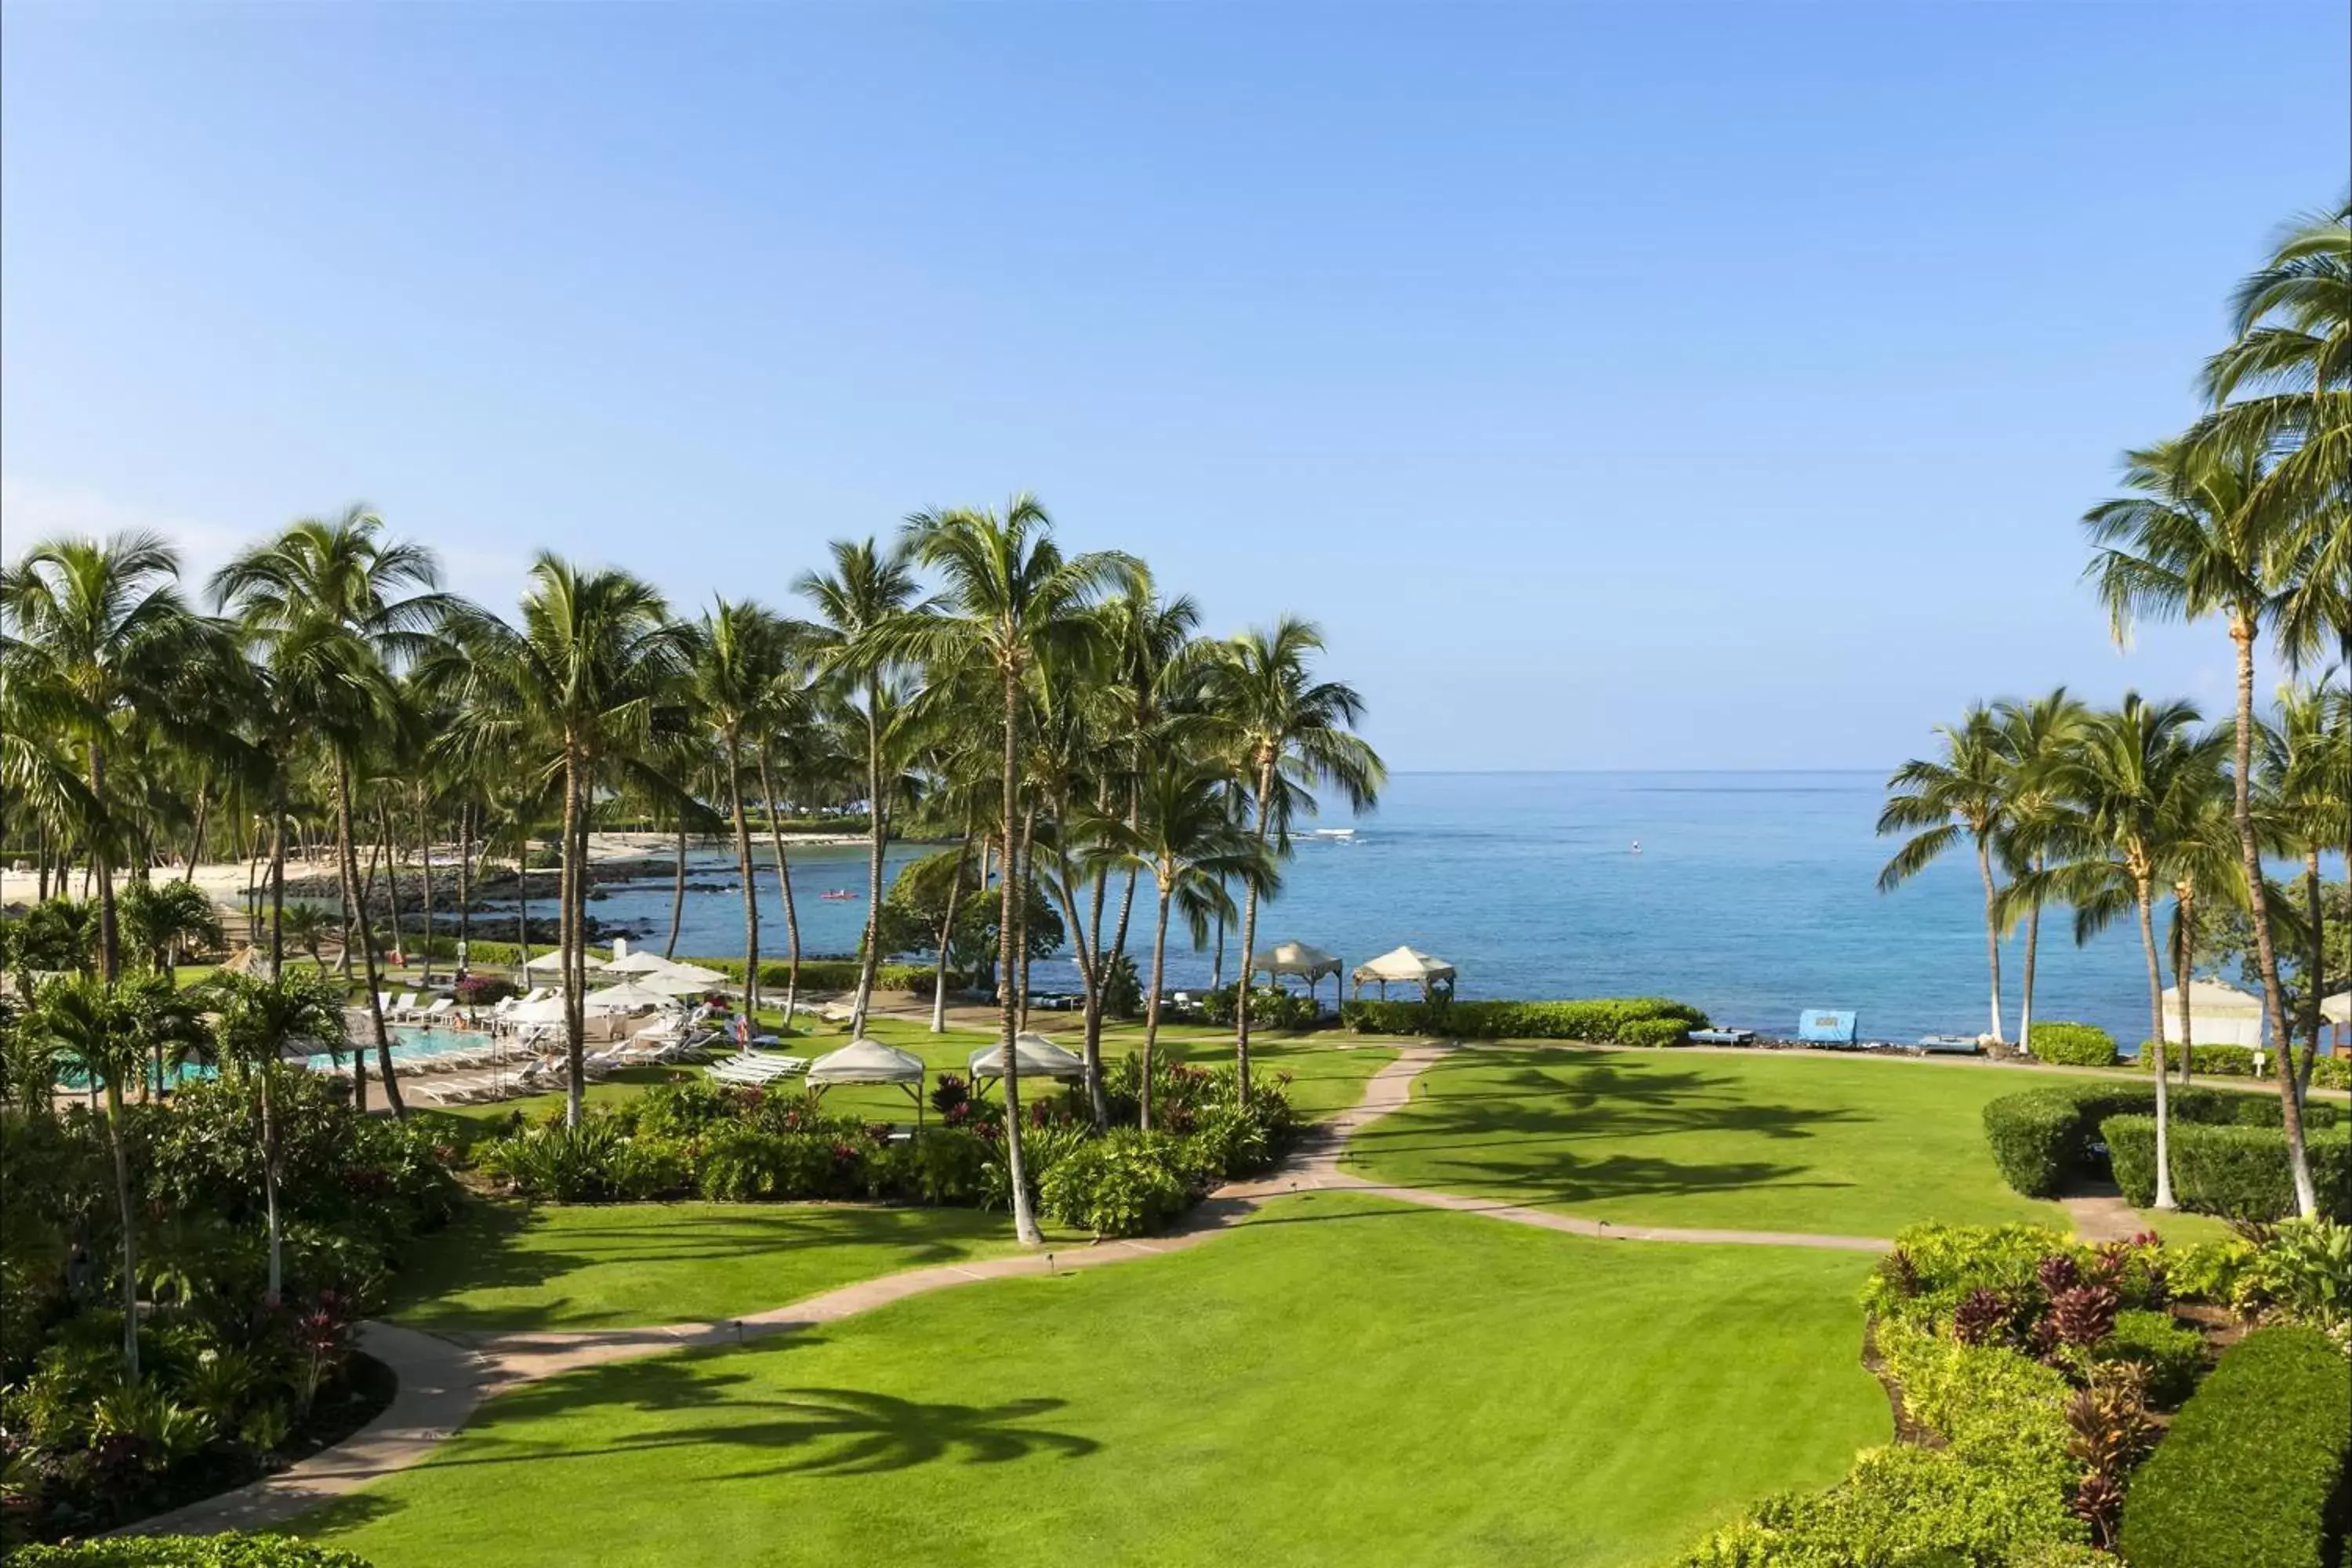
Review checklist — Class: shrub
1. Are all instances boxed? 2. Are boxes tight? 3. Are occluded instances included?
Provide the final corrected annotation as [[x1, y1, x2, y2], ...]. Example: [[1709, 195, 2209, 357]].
[[2093, 1309, 2205, 1406], [1036, 1131, 1191, 1237], [1201, 985, 1323, 1031], [2164, 1236, 2257, 1304], [1981, 1081, 2340, 1200], [1617, 1017, 1692, 1048], [1339, 996, 1709, 1043], [869, 1128, 992, 1206], [1681, 1443, 2086, 1567], [2118, 1325, 2352, 1568], [2234, 1217, 2352, 1336], [450, 973, 515, 1007], [2311, 1054, 2351, 1091], [1863, 1222, 2080, 1326], [2029, 1022, 2118, 1068], [477, 1121, 623, 1202], [1876, 1319, 2076, 1476], [2137, 1040, 2259, 1077], [608, 1136, 693, 1201], [2101, 1116, 2352, 1221], [11, 1537, 376, 1567]]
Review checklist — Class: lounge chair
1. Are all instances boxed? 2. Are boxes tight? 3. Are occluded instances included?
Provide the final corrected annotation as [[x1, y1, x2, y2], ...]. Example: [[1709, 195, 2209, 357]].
[[1689, 1027, 1755, 1046], [376, 992, 397, 1017], [414, 997, 454, 1024], [387, 992, 422, 1021], [706, 1051, 809, 1086]]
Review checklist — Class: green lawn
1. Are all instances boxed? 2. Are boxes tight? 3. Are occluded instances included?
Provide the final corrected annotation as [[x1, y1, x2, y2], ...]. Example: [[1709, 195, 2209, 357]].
[[1345, 1046, 2067, 1239], [390, 1200, 1038, 1333], [303, 1193, 1885, 1567]]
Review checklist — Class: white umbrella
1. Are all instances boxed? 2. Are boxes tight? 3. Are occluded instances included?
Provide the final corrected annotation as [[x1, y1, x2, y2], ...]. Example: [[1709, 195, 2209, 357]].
[[602, 948, 677, 975], [652, 960, 728, 986], [507, 996, 578, 1024], [584, 978, 684, 1011], [524, 949, 608, 973], [643, 967, 727, 996]]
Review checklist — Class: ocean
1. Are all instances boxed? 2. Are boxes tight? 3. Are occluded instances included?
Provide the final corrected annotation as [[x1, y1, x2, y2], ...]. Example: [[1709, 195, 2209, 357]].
[[549, 771, 2193, 1046]]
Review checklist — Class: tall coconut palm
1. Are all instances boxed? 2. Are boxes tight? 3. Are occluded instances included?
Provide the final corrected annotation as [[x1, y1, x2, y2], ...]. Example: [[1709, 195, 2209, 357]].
[[3, 532, 212, 983], [2159, 773, 2246, 1087], [2031, 696, 2230, 1210], [431, 557, 689, 1126], [118, 878, 222, 989], [212, 508, 455, 1116], [1199, 619, 1383, 1103], [793, 538, 927, 1035], [1880, 705, 2017, 1044], [1992, 689, 2089, 1054], [182, 969, 348, 1304], [2084, 438, 2318, 1215], [887, 496, 1138, 1245], [1091, 761, 1275, 1130], [2259, 681, 2350, 1089], [682, 600, 793, 1021]]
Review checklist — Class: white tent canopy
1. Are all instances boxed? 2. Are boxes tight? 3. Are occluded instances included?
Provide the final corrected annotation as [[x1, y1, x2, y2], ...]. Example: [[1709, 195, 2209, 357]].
[[2159, 978, 2267, 1047], [1249, 942, 1341, 982], [809, 1037, 926, 1087], [601, 942, 677, 975], [583, 978, 684, 1011], [651, 960, 728, 986], [1351, 945, 1455, 995], [968, 1033, 1086, 1083]]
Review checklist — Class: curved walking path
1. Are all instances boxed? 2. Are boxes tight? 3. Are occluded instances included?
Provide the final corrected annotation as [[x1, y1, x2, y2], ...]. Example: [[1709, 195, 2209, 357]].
[[135, 1040, 1900, 1538]]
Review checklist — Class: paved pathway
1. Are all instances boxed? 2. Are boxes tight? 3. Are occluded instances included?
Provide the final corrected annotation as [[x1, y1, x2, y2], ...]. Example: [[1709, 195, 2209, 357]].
[[132, 1040, 1908, 1537]]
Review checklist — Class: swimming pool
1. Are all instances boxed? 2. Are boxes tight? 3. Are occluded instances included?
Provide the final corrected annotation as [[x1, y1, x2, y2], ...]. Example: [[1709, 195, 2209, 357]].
[[304, 1026, 496, 1074]]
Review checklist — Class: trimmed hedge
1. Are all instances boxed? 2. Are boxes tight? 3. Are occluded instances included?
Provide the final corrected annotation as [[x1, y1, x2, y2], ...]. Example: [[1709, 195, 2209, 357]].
[[2027, 1022, 2118, 1068], [1982, 1081, 2342, 1200], [2102, 1116, 2352, 1222], [2118, 1325, 2352, 1568], [12, 1537, 375, 1566], [2139, 1040, 2260, 1077], [1338, 996, 1708, 1042]]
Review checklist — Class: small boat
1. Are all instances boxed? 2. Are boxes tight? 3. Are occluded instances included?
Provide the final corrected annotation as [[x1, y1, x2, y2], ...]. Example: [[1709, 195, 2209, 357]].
[[1308, 827, 1355, 840], [820, 889, 861, 901]]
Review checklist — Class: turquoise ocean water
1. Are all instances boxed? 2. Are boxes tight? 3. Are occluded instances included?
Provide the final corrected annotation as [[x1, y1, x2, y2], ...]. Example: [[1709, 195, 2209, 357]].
[[554, 771, 2212, 1045]]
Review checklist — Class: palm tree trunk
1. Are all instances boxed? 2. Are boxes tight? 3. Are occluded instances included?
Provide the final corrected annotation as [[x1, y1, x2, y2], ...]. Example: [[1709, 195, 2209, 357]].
[[270, 775, 289, 979], [997, 668, 1040, 1246], [2301, 851, 2325, 1097], [1212, 895, 1226, 990], [2019, 855, 2043, 1055], [1976, 837, 2005, 1044], [2230, 619, 2317, 1216], [260, 1065, 283, 1305], [849, 696, 887, 1034], [514, 844, 531, 983], [757, 750, 804, 1030], [560, 753, 586, 1127], [931, 833, 969, 1034], [1235, 757, 1277, 1107], [2135, 884, 2175, 1210], [1044, 801, 1109, 1128], [418, 790, 435, 985], [105, 1082, 140, 1380], [456, 801, 472, 967], [89, 750, 121, 982], [378, 799, 405, 971], [572, 781, 593, 1110], [2175, 886, 2195, 1087], [1143, 877, 1172, 1133], [1015, 804, 1037, 1036], [35, 821, 49, 903], [183, 773, 212, 875], [725, 735, 760, 1023], [664, 823, 687, 959], [336, 758, 400, 1116]]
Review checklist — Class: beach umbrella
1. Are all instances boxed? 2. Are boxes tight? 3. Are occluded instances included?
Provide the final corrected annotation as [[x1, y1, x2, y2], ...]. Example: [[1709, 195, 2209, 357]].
[[602, 947, 677, 975], [524, 949, 608, 973], [584, 978, 685, 1011], [507, 996, 579, 1024], [643, 964, 728, 996], [1350, 945, 1456, 999], [651, 960, 728, 986]]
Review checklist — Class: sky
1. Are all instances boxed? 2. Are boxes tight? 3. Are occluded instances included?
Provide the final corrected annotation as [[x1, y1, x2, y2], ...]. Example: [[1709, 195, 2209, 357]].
[[3, 2, 2344, 771]]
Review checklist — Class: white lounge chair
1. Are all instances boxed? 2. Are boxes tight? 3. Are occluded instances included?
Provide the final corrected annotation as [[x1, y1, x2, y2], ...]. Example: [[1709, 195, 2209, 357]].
[[706, 1051, 810, 1086]]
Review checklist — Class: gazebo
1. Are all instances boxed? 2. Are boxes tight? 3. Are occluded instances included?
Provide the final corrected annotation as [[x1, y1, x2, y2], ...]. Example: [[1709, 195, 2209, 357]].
[[1350, 945, 1456, 1000], [808, 1036, 929, 1122], [2322, 991, 2350, 1058], [2159, 978, 2267, 1047], [967, 1033, 1086, 1096], [1248, 941, 1344, 1009]]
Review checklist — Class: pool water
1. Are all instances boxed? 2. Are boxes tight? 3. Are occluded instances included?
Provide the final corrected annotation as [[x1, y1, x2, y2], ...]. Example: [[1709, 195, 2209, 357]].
[[304, 1026, 495, 1074]]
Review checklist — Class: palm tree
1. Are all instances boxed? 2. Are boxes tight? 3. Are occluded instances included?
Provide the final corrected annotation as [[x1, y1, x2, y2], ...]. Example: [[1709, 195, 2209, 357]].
[[888, 496, 1138, 1245], [2259, 681, 2350, 1090], [682, 600, 795, 1021], [212, 508, 455, 1116], [431, 557, 689, 1126], [279, 902, 335, 971], [183, 970, 349, 1304], [27, 973, 195, 1376], [1878, 705, 2018, 1045], [2031, 696, 2230, 1210], [118, 878, 222, 987], [1092, 761, 1274, 1129], [1200, 619, 1382, 1103], [1992, 689, 2089, 1053], [2084, 438, 2319, 1215], [2197, 199, 2350, 662], [3, 532, 213, 983], [2160, 775, 2245, 1087], [794, 538, 926, 1035]]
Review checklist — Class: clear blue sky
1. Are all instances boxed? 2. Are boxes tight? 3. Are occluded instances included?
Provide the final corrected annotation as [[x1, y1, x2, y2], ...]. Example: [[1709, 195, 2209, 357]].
[[4, 2, 2343, 771]]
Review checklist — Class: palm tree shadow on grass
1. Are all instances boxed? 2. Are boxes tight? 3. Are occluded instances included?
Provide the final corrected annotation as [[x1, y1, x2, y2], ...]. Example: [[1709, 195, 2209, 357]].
[[1346, 1056, 1873, 1206]]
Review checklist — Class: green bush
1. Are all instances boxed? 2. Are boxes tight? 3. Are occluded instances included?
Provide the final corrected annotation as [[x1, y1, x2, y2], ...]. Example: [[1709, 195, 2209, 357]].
[[2094, 1309, 2206, 1407], [2118, 1325, 2352, 1568], [1875, 1318, 2076, 1476], [1036, 1130, 1192, 1237], [1982, 1081, 2339, 1200], [2312, 1054, 2352, 1092], [869, 1127, 992, 1206], [2101, 1116, 2352, 1221], [1339, 996, 1708, 1042], [2234, 1217, 2352, 1335], [12, 1536, 376, 1567], [1617, 1017, 1693, 1047], [2138, 1040, 2259, 1077], [1863, 1221, 2078, 1325], [1682, 1442, 2085, 1567], [2028, 1022, 2118, 1068]]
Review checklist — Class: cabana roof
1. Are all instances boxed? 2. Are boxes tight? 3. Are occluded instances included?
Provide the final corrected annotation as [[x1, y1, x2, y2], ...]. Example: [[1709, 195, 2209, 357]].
[[1249, 941, 1341, 981], [808, 1037, 926, 1086], [968, 1033, 1087, 1080], [1352, 945, 1455, 986]]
